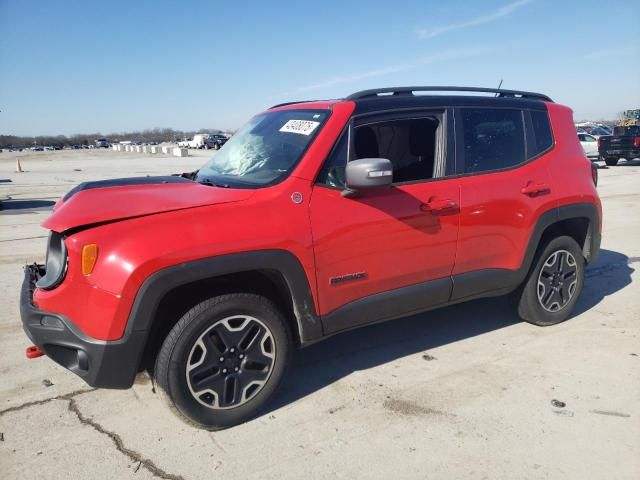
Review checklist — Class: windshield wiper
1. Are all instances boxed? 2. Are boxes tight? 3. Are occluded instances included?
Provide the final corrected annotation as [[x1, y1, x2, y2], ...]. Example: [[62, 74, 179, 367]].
[[199, 178, 231, 188]]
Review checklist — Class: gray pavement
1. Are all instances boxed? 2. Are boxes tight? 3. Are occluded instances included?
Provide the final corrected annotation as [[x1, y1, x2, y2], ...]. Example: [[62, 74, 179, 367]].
[[1, 150, 638, 479]]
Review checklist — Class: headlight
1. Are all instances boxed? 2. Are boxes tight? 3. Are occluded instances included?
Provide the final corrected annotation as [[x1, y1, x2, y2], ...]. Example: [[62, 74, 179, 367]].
[[36, 231, 68, 290]]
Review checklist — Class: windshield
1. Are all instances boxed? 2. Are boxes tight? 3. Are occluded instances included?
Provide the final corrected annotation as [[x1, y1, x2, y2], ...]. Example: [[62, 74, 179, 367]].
[[196, 109, 329, 187]]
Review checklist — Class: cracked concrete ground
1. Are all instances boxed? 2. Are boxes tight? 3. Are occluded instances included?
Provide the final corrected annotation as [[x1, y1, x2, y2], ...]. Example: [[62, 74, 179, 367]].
[[1, 150, 639, 479]]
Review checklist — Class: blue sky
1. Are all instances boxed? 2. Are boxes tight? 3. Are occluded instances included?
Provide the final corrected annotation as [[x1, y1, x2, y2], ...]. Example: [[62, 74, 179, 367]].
[[1, 0, 639, 136]]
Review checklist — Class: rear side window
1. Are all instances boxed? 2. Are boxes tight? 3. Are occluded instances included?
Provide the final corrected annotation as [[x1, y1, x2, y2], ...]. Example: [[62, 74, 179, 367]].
[[530, 110, 554, 155], [460, 108, 525, 173]]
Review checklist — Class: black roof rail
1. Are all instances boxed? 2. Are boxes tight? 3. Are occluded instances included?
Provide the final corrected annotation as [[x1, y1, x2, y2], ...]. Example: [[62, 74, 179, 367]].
[[346, 86, 553, 102]]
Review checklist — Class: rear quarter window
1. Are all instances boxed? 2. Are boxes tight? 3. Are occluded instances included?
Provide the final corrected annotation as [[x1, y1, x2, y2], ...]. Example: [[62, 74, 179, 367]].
[[530, 110, 554, 156]]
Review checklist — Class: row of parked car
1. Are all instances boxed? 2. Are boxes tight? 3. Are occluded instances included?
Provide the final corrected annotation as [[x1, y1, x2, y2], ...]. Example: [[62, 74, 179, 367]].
[[12, 144, 95, 152], [93, 134, 231, 150]]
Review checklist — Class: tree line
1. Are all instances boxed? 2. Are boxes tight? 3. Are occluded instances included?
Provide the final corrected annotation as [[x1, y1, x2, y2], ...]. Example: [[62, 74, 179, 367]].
[[0, 127, 231, 149]]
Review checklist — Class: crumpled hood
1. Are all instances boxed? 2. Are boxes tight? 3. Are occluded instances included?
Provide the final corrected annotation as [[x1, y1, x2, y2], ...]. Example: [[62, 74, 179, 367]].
[[42, 176, 253, 232]]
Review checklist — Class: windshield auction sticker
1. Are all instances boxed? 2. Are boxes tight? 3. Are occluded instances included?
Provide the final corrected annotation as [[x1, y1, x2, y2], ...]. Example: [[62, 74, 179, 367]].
[[279, 120, 320, 136]]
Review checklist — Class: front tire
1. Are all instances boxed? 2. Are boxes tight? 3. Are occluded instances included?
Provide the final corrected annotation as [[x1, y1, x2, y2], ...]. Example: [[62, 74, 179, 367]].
[[154, 294, 292, 430], [605, 157, 619, 166], [516, 236, 584, 326]]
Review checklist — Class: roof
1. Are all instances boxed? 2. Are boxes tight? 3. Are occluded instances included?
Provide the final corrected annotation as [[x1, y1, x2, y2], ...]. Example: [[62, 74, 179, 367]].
[[269, 86, 552, 113]]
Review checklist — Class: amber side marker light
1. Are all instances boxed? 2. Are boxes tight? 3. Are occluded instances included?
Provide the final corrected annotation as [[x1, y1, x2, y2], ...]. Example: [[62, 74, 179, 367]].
[[82, 244, 99, 275]]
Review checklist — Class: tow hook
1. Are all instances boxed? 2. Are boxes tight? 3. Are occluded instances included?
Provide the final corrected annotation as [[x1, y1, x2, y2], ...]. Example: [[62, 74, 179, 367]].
[[26, 345, 44, 359]]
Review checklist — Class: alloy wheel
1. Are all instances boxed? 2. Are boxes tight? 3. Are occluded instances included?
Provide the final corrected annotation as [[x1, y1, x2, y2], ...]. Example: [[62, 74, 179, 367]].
[[537, 249, 578, 312], [186, 315, 275, 409]]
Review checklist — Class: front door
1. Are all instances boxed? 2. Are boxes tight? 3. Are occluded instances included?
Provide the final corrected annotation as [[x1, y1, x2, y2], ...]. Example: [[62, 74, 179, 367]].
[[309, 111, 460, 334]]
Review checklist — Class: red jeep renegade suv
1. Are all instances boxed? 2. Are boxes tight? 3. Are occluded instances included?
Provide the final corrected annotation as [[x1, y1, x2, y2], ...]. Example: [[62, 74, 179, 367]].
[[21, 86, 601, 429]]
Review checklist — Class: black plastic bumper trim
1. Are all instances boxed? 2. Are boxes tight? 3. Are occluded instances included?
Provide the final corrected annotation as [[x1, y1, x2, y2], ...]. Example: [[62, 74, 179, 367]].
[[20, 264, 144, 389]]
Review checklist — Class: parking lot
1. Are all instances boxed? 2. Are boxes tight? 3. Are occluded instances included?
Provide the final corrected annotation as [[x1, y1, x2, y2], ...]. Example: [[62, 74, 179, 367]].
[[1, 149, 638, 479]]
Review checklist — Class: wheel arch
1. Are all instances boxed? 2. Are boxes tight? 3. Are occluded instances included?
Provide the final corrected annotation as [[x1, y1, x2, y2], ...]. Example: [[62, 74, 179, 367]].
[[522, 202, 601, 280], [127, 250, 322, 372]]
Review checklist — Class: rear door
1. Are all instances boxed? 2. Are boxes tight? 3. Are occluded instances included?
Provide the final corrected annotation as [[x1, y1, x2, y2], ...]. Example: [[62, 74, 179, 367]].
[[451, 107, 557, 299], [309, 109, 460, 334]]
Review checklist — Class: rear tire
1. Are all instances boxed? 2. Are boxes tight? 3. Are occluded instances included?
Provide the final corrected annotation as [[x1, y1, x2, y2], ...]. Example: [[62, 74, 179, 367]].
[[605, 157, 619, 166], [516, 236, 584, 326], [154, 293, 292, 430]]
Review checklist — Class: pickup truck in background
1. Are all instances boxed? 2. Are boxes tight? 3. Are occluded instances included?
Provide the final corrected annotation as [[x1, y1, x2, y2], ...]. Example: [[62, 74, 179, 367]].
[[598, 125, 640, 166], [206, 134, 229, 150]]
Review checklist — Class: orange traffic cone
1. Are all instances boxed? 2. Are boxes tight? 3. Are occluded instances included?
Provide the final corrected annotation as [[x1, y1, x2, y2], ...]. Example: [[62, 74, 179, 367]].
[[15, 159, 23, 173]]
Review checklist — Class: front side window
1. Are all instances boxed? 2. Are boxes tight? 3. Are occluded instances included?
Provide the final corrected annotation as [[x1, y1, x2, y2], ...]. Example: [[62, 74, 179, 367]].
[[316, 129, 349, 188], [354, 117, 441, 184], [196, 109, 329, 187], [316, 114, 444, 189], [460, 108, 525, 173]]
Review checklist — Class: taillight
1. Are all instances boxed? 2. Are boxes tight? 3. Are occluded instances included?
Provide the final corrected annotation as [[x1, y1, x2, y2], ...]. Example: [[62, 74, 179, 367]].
[[591, 162, 598, 187], [633, 136, 640, 148]]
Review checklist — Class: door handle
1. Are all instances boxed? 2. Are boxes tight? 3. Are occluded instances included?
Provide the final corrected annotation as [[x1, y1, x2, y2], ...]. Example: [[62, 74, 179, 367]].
[[521, 182, 551, 197], [420, 197, 459, 215]]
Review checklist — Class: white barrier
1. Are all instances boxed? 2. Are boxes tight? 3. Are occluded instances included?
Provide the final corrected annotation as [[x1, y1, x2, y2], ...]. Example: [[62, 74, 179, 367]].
[[113, 144, 179, 154], [173, 147, 188, 157]]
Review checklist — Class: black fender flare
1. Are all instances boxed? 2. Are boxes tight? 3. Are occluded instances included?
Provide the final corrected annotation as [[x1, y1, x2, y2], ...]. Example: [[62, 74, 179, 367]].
[[521, 202, 600, 275], [125, 249, 322, 344]]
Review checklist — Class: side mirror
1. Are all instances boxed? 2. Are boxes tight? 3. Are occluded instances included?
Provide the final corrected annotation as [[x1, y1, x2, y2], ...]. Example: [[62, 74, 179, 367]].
[[344, 158, 393, 194]]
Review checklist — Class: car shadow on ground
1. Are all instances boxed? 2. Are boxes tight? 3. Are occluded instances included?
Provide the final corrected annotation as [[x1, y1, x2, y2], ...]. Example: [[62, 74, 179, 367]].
[[593, 158, 640, 169], [267, 249, 634, 413], [0, 199, 55, 213], [617, 158, 640, 166]]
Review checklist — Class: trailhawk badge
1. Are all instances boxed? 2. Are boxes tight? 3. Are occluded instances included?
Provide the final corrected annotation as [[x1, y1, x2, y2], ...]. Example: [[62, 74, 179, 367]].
[[330, 272, 368, 285]]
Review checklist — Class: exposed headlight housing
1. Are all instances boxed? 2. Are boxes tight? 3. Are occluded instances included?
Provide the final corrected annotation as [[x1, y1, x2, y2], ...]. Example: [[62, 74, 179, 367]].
[[36, 231, 68, 290]]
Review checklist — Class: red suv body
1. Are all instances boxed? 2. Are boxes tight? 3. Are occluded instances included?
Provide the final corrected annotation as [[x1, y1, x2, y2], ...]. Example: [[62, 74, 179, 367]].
[[21, 87, 601, 429]]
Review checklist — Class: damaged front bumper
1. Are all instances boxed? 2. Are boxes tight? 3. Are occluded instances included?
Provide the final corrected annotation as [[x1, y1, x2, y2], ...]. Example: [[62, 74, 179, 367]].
[[20, 264, 145, 389]]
